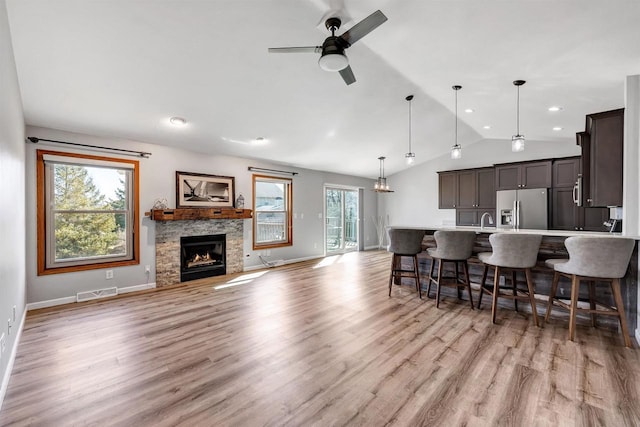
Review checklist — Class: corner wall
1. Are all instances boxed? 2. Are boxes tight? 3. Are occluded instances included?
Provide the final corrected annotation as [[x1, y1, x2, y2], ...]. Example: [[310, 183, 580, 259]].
[[0, 0, 27, 409]]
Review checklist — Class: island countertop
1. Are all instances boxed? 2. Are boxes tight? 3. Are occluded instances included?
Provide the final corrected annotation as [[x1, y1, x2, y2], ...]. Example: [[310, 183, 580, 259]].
[[387, 225, 636, 239]]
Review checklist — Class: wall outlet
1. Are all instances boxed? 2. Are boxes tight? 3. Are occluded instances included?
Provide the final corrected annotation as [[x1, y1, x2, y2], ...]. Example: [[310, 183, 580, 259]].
[[105, 270, 114, 279], [144, 265, 151, 274], [0, 333, 5, 354]]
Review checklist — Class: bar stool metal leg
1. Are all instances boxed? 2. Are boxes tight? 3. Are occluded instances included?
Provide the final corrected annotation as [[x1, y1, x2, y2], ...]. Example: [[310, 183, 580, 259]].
[[544, 272, 561, 323], [478, 265, 489, 309], [588, 281, 597, 327], [568, 274, 580, 341], [491, 266, 501, 324]]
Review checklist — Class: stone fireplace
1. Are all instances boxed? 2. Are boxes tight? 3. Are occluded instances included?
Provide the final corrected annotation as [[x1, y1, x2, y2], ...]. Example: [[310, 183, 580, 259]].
[[155, 219, 244, 287]]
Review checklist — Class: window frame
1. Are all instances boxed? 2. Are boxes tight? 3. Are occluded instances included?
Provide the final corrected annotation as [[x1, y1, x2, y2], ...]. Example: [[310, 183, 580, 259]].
[[252, 174, 293, 250], [37, 149, 140, 275]]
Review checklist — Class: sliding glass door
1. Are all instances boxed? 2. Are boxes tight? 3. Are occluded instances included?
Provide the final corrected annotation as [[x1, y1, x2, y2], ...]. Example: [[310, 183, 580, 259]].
[[325, 186, 359, 254]]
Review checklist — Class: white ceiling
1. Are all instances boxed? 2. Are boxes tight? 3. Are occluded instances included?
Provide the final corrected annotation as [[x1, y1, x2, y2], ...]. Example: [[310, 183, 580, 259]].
[[6, 0, 640, 178]]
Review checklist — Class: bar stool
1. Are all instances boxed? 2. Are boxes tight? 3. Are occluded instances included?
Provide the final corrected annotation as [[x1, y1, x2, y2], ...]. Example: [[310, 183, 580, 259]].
[[477, 233, 542, 326], [426, 230, 476, 309], [544, 236, 634, 347], [388, 228, 426, 298]]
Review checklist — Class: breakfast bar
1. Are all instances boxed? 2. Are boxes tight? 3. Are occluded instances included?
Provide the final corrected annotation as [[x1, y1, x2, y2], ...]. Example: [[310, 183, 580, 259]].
[[390, 225, 639, 336]]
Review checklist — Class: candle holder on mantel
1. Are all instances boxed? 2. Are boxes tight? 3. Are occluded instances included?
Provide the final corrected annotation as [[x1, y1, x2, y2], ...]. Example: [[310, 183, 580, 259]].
[[235, 194, 245, 209]]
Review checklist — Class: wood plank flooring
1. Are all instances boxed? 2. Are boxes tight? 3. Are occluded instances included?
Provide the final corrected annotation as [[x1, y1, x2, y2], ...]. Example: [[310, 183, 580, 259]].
[[2, 250, 640, 426]]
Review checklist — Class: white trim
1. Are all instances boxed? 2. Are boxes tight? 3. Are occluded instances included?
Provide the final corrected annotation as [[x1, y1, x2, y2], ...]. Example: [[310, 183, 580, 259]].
[[1, 308, 27, 411], [118, 283, 156, 294], [243, 255, 324, 271], [636, 328, 640, 346], [26, 282, 157, 311], [26, 296, 76, 311]]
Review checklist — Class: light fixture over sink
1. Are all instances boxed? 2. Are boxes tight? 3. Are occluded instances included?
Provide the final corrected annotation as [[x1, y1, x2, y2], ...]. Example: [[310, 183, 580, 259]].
[[404, 95, 415, 166], [512, 80, 526, 152], [451, 85, 462, 159], [373, 156, 393, 192]]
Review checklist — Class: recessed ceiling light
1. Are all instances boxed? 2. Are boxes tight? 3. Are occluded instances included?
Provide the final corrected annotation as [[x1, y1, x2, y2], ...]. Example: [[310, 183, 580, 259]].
[[548, 106, 563, 112], [483, 125, 491, 129], [169, 117, 187, 126], [552, 126, 563, 131], [464, 108, 474, 113]]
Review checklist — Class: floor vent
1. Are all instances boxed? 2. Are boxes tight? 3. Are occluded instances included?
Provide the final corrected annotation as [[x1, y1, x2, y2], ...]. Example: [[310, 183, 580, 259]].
[[76, 287, 118, 302]]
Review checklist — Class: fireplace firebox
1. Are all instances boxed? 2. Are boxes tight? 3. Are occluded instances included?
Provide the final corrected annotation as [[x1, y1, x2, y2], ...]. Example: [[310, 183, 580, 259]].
[[180, 234, 226, 282]]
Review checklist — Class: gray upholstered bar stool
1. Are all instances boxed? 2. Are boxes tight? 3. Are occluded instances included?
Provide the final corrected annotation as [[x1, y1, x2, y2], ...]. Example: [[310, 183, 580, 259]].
[[477, 233, 542, 326], [387, 228, 426, 298], [544, 236, 634, 347], [426, 230, 476, 309]]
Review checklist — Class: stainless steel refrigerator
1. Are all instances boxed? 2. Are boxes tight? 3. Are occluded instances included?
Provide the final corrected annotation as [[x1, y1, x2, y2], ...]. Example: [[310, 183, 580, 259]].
[[496, 188, 548, 229]]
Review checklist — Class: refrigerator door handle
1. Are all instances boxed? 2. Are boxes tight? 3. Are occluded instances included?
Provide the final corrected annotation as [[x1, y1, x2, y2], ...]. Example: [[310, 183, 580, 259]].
[[513, 200, 518, 229], [517, 200, 522, 229]]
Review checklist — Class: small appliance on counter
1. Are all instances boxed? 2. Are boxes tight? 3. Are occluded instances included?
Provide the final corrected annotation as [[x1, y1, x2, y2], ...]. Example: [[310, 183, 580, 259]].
[[496, 188, 548, 229]]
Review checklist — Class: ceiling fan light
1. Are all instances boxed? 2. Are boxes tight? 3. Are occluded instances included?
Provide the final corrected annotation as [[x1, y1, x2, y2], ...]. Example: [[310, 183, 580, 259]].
[[318, 52, 348, 72], [512, 135, 525, 152], [451, 144, 462, 159]]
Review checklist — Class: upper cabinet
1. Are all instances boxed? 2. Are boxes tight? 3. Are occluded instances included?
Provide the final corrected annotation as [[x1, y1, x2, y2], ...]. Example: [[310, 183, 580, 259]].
[[459, 167, 495, 209], [438, 171, 457, 209], [495, 160, 552, 190], [585, 108, 624, 207], [438, 167, 495, 210]]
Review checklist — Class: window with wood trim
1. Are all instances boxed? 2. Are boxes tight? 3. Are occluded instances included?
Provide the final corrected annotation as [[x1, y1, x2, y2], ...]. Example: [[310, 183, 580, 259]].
[[253, 174, 293, 249], [37, 150, 140, 275]]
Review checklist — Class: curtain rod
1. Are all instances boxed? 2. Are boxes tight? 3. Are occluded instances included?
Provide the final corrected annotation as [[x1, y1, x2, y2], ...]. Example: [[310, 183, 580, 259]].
[[248, 166, 298, 176], [26, 137, 152, 158]]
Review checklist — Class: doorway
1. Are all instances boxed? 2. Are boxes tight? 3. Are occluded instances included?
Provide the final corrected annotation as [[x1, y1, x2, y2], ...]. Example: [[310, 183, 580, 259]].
[[325, 186, 359, 254]]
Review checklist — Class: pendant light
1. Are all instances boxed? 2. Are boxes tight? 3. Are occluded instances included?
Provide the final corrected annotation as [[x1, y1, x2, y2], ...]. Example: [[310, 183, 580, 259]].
[[373, 156, 394, 192], [405, 95, 416, 165], [451, 85, 462, 159], [512, 80, 526, 152]]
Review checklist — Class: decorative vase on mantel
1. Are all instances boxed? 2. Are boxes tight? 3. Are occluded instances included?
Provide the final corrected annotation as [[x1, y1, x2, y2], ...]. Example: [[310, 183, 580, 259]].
[[236, 194, 245, 209]]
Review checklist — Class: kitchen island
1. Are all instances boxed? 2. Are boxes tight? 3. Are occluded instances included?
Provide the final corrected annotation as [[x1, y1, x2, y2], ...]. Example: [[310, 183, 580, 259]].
[[388, 225, 638, 337]]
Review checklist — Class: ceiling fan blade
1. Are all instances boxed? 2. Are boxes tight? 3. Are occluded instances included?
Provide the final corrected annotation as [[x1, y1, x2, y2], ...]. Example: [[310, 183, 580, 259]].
[[268, 46, 321, 54], [339, 65, 356, 85], [339, 10, 387, 46]]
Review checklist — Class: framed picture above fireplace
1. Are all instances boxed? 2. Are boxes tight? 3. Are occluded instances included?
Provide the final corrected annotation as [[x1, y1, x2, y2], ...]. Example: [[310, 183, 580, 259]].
[[176, 171, 235, 208]]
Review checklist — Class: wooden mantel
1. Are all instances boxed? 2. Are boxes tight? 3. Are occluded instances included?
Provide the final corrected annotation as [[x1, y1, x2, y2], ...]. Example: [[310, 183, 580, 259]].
[[145, 208, 252, 221]]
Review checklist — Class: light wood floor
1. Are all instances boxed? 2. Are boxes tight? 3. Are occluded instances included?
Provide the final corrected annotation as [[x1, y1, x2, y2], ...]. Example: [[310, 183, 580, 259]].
[[2, 250, 640, 426]]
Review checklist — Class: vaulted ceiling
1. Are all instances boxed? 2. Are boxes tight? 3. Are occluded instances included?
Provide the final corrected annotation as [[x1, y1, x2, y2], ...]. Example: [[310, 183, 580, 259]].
[[6, 0, 640, 177]]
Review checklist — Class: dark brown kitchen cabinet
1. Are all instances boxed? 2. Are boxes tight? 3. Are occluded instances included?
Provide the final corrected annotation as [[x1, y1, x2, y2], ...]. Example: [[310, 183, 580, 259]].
[[456, 209, 495, 227], [456, 167, 495, 209], [550, 157, 610, 231], [438, 171, 457, 208], [586, 108, 624, 207], [495, 160, 552, 190]]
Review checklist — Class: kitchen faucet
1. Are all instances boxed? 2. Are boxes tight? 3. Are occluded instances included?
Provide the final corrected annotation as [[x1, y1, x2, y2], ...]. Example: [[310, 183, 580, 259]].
[[480, 212, 494, 230]]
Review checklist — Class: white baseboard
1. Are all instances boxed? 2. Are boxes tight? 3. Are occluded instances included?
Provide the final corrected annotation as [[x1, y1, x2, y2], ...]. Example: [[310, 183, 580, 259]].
[[26, 296, 76, 311], [26, 282, 157, 311], [1, 307, 26, 411], [365, 245, 384, 251], [118, 282, 156, 294]]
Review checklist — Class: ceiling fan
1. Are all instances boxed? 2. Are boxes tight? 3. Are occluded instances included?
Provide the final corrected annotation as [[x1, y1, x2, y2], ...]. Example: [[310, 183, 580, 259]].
[[268, 10, 388, 85]]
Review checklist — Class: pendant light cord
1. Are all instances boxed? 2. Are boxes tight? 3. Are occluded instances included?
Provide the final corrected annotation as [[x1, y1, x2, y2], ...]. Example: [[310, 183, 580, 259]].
[[455, 89, 458, 145], [408, 98, 412, 153], [516, 85, 520, 135]]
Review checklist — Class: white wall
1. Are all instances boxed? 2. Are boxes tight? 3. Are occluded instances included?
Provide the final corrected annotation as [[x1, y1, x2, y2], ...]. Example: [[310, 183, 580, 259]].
[[0, 0, 26, 408], [380, 138, 581, 227], [24, 126, 378, 304]]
